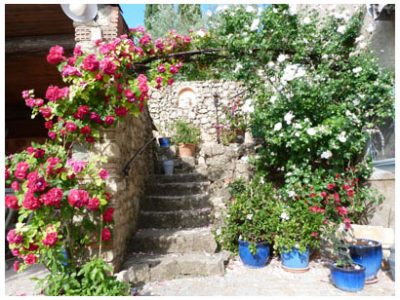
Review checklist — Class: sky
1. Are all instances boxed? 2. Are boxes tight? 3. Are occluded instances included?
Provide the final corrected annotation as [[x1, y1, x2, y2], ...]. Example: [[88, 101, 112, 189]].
[[119, 4, 258, 28]]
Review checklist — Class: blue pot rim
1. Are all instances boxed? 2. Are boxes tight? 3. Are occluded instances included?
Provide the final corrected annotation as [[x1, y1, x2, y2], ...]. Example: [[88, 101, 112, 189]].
[[349, 238, 382, 249], [238, 239, 269, 247], [281, 246, 310, 254], [331, 263, 366, 273]]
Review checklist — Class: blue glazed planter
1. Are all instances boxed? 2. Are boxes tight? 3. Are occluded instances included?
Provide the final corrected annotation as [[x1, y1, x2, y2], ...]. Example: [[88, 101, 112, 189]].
[[158, 137, 171, 148], [331, 263, 366, 292], [281, 247, 310, 271], [238, 240, 270, 268], [349, 239, 382, 281]]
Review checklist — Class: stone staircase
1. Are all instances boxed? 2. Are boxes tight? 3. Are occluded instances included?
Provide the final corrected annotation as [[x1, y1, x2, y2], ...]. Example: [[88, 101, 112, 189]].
[[117, 158, 229, 285]]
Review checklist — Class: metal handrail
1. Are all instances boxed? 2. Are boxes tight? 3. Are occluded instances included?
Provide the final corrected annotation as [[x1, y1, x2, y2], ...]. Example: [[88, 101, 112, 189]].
[[122, 137, 156, 176]]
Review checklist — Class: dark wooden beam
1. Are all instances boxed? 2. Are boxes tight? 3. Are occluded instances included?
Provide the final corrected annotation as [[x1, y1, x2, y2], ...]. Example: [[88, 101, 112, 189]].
[[5, 34, 75, 54]]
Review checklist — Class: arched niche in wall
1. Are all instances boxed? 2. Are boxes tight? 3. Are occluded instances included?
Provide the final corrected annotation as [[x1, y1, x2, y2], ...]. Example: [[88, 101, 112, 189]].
[[177, 87, 196, 108]]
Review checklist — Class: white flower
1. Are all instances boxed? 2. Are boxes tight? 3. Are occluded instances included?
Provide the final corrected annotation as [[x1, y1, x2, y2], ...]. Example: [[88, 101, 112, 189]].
[[321, 54, 329, 59], [267, 61, 275, 68], [216, 5, 229, 13], [281, 64, 306, 81], [295, 132, 301, 137], [250, 18, 260, 31], [294, 123, 302, 129], [307, 128, 316, 136], [277, 54, 287, 63], [270, 95, 277, 104], [272, 8, 278, 13], [288, 4, 297, 15], [197, 30, 206, 37], [245, 5, 256, 13], [274, 122, 282, 131], [359, 42, 367, 49], [353, 99, 360, 106], [242, 99, 254, 113], [280, 212, 290, 221], [216, 228, 221, 235], [260, 177, 265, 184], [234, 63, 243, 73], [303, 17, 311, 25], [246, 213, 253, 220], [284, 111, 295, 125], [206, 10, 213, 17], [352, 67, 362, 74], [337, 25, 346, 34], [338, 131, 347, 143], [321, 150, 333, 159]]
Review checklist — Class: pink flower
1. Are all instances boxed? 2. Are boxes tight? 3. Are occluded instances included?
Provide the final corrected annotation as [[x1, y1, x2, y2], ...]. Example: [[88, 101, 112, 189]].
[[6, 195, 20, 210], [5, 167, 10, 180], [336, 206, 348, 216], [44, 121, 53, 129], [41, 187, 63, 207], [82, 54, 99, 72], [24, 254, 38, 265], [7, 229, 23, 244], [102, 207, 114, 223], [68, 189, 90, 208], [155, 38, 164, 51], [99, 43, 116, 55], [11, 181, 20, 191], [99, 169, 109, 180], [124, 89, 135, 100], [40, 107, 52, 119], [27, 171, 48, 192], [14, 161, 29, 179], [45, 85, 68, 102], [34, 98, 44, 107], [89, 112, 102, 124], [43, 232, 58, 247], [13, 261, 20, 272], [46, 157, 61, 175], [67, 159, 87, 173], [167, 78, 174, 85], [65, 121, 78, 132], [100, 58, 117, 75], [333, 193, 341, 204], [22, 90, 31, 99], [309, 205, 325, 214], [73, 45, 83, 57], [25, 98, 35, 108], [23, 191, 42, 210], [87, 197, 100, 211], [139, 33, 151, 46], [86, 136, 95, 143], [80, 125, 92, 135], [170, 65, 178, 74], [320, 191, 327, 198], [48, 131, 57, 140], [157, 64, 166, 73], [115, 106, 128, 117], [344, 217, 352, 230], [104, 116, 115, 125], [343, 184, 351, 191], [46, 45, 65, 64], [346, 189, 355, 197], [327, 183, 336, 190], [12, 249, 20, 257], [62, 65, 82, 77], [101, 227, 111, 241], [311, 231, 319, 238]]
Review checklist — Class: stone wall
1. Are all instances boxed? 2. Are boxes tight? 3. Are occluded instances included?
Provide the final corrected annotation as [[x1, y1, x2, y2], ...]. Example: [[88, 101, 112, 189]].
[[149, 80, 247, 144], [74, 111, 154, 271]]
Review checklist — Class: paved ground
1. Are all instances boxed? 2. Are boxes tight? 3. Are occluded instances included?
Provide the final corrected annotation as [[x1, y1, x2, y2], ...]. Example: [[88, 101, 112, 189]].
[[4, 257, 395, 296]]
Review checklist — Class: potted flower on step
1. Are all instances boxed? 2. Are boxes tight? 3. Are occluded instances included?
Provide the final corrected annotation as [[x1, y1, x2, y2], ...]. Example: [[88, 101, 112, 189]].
[[172, 119, 201, 157], [274, 200, 324, 272], [217, 177, 280, 268]]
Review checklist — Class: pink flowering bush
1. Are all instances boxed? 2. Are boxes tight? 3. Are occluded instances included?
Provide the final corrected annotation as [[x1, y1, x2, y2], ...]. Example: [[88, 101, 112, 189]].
[[5, 27, 197, 294]]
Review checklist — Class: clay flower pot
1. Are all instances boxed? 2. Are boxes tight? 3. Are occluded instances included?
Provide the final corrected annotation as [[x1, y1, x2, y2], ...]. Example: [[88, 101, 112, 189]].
[[178, 143, 196, 157]]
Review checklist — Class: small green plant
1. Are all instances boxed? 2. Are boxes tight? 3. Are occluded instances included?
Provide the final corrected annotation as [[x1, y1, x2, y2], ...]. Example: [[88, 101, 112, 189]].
[[36, 258, 130, 296], [172, 119, 201, 145], [217, 176, 280, 254], [227, 178, 247, 198]]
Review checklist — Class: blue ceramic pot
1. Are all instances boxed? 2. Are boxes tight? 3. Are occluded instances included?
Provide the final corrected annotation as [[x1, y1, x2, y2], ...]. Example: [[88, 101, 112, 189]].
[[238, 240, 270, 268], [349, 239, 382, 281], [158, 137, 171, 148], [331, 263, 365, 292], [281, 247, 310, 270]]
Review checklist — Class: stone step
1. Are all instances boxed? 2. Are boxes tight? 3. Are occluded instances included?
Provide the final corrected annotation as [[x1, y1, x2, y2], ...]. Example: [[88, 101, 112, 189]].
[[152, 173, 206, 183], [147, 181, 210, 196], [142, 193, 210, 211], [128, 228, 217, 254], [117, 251, 230, 284], [139, 208, 211, 229]]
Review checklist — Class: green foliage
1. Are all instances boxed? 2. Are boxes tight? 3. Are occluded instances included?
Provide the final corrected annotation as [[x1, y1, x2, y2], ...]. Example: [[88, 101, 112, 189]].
[[227, 178, 247, 197], [171, 119, 201, 145], [216, 177, 280, 254], [36, 258, 130, 296]]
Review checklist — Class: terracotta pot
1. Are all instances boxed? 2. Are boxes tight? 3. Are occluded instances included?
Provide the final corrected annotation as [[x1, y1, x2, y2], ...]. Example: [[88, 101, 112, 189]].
[[178, 143, 196, 157]]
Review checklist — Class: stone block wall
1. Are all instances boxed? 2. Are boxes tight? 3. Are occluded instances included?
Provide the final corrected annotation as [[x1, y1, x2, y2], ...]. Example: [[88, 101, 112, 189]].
[[74, 110, 155, 271]]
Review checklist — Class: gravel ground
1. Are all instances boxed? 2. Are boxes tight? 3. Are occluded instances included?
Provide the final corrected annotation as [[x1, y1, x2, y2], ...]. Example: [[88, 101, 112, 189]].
[[138, 257, 395, 296], [4, 257, 395, 296]]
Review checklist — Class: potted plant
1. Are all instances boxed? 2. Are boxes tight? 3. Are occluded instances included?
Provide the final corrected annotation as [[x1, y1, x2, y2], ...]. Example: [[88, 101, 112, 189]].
[[217, 177, 280, 268], [325, 222, 366, 292], [348, 238, 383, 284], [172, 120, 201, 157], [274, 200, 324, 272]]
